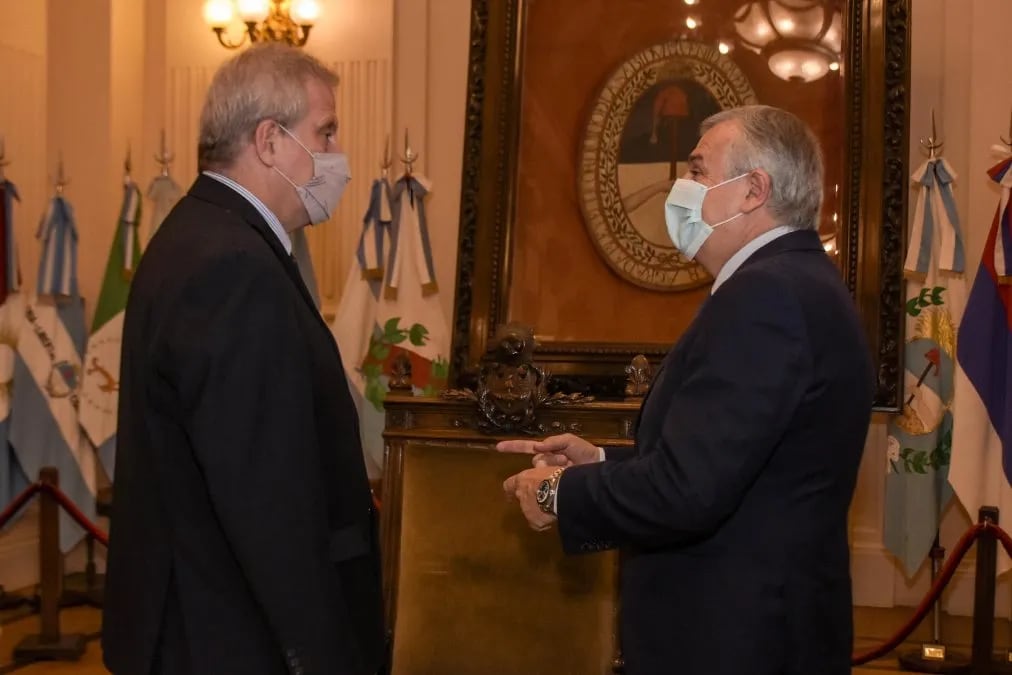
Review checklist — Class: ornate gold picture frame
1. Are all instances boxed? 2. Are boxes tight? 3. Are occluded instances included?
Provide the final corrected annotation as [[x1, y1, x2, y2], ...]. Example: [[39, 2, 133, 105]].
[[450, 0, 910, 411]]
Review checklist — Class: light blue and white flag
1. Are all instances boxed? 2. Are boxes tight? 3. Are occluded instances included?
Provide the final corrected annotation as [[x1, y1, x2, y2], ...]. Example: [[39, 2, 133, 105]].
[[36, 196, 78, 297], [332, 177, 392, 478], [11, 195, 95, 551], [884, 157, 967, 575], [904, 158, 965, 277]]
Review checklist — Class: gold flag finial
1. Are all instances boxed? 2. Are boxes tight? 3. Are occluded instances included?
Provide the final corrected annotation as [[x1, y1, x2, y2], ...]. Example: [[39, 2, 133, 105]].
[[920, 108, 943, 159], [402, 128, 418, 175], [380, 133, 392, 176], [124, 142, 133, 184], [154, 128, 175, 177], [54, 153, 68, 195]]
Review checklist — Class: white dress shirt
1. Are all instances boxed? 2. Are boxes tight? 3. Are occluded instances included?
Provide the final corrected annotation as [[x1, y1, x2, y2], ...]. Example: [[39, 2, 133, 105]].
[[710, 224, 798, 294]]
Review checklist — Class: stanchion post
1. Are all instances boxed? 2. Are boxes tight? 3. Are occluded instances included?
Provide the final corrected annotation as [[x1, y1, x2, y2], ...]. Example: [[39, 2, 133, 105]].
[[897, 531, 971, 673], [13, 467, 86, 663], [38, 467, 60, 642], [972, 506, 1000, 674], [932, 535, 945, 644]]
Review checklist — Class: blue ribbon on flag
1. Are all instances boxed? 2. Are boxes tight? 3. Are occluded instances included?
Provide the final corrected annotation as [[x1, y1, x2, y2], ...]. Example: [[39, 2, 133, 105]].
[[386, 175, 437, 297], [906, 158, 965, 277], [358, 178, 393, 282]]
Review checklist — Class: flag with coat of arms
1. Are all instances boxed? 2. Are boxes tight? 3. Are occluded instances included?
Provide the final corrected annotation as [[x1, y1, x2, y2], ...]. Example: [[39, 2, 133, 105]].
[[332, 168, 449, 477], [950, 150, 1012, 574], [79, 179, 142, 479], [883, 155, 967, 576], [10, 191, 97, 551]]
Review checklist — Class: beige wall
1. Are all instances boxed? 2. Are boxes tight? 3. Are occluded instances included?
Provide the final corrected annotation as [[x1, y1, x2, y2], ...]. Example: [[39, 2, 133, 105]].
[[0, 0, 46, 303], [392, 0, 470, 324]]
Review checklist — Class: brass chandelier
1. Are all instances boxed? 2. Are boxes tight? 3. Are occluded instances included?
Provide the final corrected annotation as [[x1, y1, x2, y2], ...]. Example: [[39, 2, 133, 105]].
[[203, 0, 321, 50], [733, 0, 842, 83]]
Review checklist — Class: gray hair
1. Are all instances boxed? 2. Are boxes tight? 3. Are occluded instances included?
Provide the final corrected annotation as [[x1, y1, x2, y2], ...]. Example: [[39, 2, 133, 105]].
[[700, 105, 824, 231], [197, 43, 338, 171]]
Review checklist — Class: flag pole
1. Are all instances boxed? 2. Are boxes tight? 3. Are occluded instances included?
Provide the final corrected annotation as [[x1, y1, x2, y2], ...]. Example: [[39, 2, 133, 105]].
[[895, 111, 970, 672]]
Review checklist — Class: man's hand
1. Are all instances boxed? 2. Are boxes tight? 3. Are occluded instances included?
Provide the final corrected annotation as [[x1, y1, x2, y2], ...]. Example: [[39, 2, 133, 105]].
[[497, 433, 602, 468], [502, 466, 560, 531]]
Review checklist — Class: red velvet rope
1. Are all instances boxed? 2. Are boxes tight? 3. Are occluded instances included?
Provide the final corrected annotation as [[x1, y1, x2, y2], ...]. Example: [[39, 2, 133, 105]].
[[38, 482, 110, 547], [851, 523, 988, 665], [988, 519, 1012, 559], [0, 481, 109, 547], [0, 482, 42, 530]]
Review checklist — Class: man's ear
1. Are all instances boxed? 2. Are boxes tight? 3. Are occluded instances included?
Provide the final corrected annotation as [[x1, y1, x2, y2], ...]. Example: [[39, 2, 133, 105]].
[[253, 119, 281, 167], [742, 169, 772, 213]]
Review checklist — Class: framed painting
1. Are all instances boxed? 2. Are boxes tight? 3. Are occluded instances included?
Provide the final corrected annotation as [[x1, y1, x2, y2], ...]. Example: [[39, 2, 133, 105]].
[[449, 0, 910, 411]]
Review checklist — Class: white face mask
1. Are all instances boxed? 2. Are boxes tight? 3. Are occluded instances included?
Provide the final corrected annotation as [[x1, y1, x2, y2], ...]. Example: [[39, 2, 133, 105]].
[[664, 173, 749, 259], [274, 124, 351, 225]]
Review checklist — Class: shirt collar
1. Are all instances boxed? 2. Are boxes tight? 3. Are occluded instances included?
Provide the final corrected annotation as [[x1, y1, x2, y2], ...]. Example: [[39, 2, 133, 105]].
[[711, 225, 799, 294], [202, 171, 292, 255]]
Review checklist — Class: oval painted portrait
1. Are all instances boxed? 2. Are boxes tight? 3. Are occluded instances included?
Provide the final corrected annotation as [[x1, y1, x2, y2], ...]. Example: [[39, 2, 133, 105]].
[[579, 40, 757, 291]]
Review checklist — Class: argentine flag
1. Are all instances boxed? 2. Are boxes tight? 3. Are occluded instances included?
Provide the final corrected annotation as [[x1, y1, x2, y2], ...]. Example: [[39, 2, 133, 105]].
[[10, 195, 96, 551]]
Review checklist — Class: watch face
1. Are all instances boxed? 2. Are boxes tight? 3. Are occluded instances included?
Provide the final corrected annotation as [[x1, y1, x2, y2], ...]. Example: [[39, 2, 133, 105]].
[[536, 480, 551, 504]]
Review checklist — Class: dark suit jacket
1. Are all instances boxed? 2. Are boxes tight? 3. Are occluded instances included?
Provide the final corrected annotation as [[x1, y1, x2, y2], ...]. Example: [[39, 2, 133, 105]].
[[559, 229, 873, 675], [102, 175, 385, 675]]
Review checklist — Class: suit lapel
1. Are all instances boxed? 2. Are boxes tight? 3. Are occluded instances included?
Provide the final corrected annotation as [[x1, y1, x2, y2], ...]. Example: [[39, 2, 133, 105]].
[[187, 175, 338, 349]]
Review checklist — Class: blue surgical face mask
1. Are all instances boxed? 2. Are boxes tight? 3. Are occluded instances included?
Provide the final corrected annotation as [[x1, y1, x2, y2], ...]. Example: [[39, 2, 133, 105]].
[[664, 173, 749, 259]]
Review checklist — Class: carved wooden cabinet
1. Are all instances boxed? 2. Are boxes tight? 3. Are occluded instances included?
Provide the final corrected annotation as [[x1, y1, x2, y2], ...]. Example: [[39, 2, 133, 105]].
[[380, 394, 640, 675]]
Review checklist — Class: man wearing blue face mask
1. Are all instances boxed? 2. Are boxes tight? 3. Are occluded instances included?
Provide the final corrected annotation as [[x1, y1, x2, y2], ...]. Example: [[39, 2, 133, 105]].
[[103, 43, 385, 675], [501, 105, 873, 675]]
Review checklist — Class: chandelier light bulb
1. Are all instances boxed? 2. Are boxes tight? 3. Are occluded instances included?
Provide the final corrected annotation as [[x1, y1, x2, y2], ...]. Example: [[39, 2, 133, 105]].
[[291, 0, 321, 25], [236, 0, 270, 23], [202, 0, 235, 28]]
